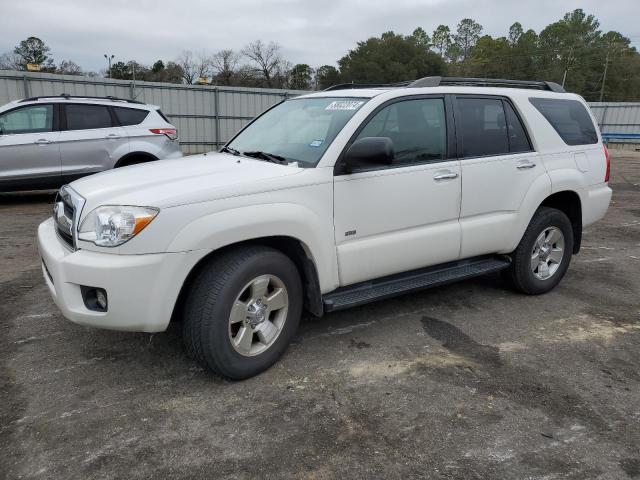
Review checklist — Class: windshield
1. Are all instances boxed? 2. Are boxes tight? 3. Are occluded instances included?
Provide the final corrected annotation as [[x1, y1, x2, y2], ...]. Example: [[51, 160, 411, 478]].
[[226, 97, 369, 167]]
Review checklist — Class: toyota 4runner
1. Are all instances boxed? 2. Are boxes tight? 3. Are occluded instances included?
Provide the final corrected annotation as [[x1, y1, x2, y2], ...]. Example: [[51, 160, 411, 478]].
[[37, 77, 612, 379]]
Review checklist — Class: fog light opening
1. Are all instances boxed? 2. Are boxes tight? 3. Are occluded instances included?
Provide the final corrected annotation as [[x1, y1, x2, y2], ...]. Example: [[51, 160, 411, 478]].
[[81, 286, 108, 312]]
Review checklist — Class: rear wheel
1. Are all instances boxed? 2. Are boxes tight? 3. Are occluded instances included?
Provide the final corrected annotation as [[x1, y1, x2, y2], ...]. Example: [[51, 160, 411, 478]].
[[504, 207, 574, 295], [183, 246, 302, 379]]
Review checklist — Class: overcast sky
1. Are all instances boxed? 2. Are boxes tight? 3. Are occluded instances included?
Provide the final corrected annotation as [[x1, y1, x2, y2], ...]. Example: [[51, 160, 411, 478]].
[[1, 0, 638, 73]]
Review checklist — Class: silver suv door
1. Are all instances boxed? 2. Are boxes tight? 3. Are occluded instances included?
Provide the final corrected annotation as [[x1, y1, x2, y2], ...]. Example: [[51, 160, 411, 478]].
[[59, 103, 129, 181], [0, 103, 61, 190]]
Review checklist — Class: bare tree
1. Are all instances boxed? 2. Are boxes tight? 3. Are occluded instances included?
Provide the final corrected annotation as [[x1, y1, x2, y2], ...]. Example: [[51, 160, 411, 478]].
[[57, 60, 83, 75], [241, 40, 282, 87], [175, 50, 212, 84], [0, 52, 21, 70], [211, 49, 240, 85]]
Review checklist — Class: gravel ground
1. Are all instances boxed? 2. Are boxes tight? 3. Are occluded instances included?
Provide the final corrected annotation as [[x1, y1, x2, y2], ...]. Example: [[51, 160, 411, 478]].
[[1, 151, 639, 480]]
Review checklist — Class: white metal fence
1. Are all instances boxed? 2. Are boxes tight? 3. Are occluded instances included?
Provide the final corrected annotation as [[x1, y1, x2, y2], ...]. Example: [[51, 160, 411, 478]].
[[589, 102, 640, 148], [2, 71, 639, 152], [0, 71, 308, 154]]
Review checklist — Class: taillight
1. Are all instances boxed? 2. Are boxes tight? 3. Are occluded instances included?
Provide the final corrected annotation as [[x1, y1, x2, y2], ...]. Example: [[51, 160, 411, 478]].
[[150, 128, 178, 141], [603, 144, 610, 183]]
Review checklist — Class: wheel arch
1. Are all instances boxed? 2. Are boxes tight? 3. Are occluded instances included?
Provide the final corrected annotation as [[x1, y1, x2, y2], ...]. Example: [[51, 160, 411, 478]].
[[539, 190, 582, 253], [171, 235, 324, 325], [115, 151, 158, 168]]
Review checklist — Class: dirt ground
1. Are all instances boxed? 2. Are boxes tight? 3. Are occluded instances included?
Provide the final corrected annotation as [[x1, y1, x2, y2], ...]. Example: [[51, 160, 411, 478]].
[[1, 151, 639, 480]]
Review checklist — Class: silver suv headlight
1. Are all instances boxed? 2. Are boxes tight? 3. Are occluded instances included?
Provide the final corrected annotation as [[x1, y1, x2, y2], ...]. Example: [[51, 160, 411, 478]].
[[78, 205, 159, 247]]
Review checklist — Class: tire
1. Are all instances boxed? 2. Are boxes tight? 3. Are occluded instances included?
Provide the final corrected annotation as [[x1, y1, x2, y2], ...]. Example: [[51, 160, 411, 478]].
[[503, 207, 574, 295], [183, 246, 302, 379]]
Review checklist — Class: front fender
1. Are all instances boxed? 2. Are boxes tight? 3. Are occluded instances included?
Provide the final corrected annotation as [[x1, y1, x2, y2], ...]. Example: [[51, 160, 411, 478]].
[[167, 203, 339, 293]]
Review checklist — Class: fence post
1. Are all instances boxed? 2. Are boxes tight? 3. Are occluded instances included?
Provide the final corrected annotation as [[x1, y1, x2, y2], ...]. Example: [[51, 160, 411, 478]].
[[214, 87, 221, 150], [22, 75, 30, 98], [129, 82, 135, 100]]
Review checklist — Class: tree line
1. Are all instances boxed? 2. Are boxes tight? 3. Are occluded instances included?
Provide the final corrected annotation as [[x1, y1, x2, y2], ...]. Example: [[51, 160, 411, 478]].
[[1, 9, 639, 101]]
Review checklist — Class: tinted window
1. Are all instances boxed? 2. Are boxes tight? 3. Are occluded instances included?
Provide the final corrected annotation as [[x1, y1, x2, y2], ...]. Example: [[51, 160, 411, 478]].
[[504, 101, 532, 152], [355, 98, 446, 165], [65, 104, 112, 130], [457, 97, 509, 157], [114, 107, 149, 126], [530, 98, 598, 146], [0, 105, 53, 134]]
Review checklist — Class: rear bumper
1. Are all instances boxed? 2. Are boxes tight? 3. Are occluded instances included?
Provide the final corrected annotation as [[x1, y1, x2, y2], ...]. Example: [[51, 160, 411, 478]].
[[37, 217, 203, 332], [582, 184, 612, 227]]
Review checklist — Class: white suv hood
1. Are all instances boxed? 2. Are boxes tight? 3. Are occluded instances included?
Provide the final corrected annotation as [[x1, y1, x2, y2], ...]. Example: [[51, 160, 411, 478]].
[[70, 152, 303, 210]]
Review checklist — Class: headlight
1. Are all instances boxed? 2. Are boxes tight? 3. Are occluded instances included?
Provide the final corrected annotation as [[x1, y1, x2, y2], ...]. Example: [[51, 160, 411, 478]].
[[78, 205, 159, 247]]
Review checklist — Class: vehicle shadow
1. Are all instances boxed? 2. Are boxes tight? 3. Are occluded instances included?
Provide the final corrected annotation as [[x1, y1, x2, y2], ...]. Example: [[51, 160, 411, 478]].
[[0, 190, 57, 205]]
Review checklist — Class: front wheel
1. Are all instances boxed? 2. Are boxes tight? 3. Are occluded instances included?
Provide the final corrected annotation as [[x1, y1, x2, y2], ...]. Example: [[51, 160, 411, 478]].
[[504, 207, 574, 295], [183, 246, 302, 379]]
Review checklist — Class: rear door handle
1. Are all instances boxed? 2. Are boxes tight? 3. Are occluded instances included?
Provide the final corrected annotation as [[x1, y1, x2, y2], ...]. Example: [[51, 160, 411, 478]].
[[34, 138, 53, 145], [105, 133, 121, 139], [433, 171, 459, 181], [517, 161, 536, 169]]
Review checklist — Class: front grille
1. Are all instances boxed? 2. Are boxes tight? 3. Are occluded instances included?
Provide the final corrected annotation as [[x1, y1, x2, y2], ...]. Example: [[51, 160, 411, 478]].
[[53, 186, 84, 250]]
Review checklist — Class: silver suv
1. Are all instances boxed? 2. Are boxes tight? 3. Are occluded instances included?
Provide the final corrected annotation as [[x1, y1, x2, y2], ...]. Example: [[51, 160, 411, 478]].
[[0, 95, 182, 191]]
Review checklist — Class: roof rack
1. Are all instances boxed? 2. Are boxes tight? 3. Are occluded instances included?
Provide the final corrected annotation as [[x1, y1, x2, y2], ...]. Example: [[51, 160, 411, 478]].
[[323, 76, 566, 93], [19, 94, 144, 104], [323, 81, 411, 91], [408, 76, 566, 93]]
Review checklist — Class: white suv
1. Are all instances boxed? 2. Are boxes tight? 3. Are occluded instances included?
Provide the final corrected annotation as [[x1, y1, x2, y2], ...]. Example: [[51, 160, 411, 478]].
[[37, 77, 612, 379], [0, 95, 182, 191]]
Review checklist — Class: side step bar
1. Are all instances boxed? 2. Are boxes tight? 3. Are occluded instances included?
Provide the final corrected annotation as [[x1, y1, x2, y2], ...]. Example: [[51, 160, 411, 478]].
[[323, 256, 511, 312]]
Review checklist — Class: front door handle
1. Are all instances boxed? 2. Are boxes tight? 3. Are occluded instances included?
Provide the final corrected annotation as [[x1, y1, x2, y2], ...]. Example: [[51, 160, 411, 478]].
[[34, 138, 52, 145], [517, 161, 536, 169], [433, 171, 459, 181]]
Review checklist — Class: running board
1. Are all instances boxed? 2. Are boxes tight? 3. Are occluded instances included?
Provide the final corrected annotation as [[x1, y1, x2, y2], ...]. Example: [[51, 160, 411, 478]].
[[323, 256, 511, 312]]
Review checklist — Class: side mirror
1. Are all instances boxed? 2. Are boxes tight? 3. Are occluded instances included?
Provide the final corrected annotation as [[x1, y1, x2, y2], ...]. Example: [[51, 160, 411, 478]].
[[342, 137, 394, 173]]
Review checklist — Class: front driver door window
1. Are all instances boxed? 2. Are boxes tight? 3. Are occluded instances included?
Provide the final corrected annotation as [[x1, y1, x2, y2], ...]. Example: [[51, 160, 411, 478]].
[[333, 97, 462, 286]]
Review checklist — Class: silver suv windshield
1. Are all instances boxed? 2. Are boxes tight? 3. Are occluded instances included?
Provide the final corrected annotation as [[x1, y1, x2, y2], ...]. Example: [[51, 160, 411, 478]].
[[225, 97, 369, 167]]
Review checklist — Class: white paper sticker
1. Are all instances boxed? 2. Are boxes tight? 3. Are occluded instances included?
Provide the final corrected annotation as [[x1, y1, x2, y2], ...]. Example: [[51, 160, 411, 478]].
[[325, 100, 364, 111]]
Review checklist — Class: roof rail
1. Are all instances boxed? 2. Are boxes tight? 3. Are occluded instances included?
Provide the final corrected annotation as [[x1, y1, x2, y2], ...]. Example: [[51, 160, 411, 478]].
[[323, 81, 411, 91], [19, 94, 144, 104], [408, 76, 566, 93]]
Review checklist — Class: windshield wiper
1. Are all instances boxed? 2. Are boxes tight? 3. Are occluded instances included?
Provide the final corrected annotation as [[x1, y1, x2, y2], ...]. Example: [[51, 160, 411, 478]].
[[220, 146, 241, 156], [243, 150, 288, 165]]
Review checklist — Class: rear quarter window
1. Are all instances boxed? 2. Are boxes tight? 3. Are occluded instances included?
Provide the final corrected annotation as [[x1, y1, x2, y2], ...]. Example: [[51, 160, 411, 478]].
[[113, 107, 149, 126], [529, 98, 598, 146]]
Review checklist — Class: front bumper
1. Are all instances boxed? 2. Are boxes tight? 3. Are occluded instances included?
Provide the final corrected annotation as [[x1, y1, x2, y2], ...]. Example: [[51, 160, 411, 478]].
[[37, 217, 204, 332]]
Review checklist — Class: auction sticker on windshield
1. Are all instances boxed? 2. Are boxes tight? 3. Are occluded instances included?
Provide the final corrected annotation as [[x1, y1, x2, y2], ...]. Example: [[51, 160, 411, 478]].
[[325, 100, 365, 111]]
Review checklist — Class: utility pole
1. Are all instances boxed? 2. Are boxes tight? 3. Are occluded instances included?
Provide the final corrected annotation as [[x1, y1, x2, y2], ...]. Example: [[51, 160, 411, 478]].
[[561, 46, 574, 89], [104, 54, 114, 78], [599, 50, 610, 102]]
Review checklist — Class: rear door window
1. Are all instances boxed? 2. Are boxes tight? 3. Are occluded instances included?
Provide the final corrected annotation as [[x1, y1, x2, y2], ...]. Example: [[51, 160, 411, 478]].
[[503, 101, 532, 153], [456, 97, 509, 157], [529, 98, 598, 146], [113, 107, 149, 126], [65, 104, 113, 130]]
